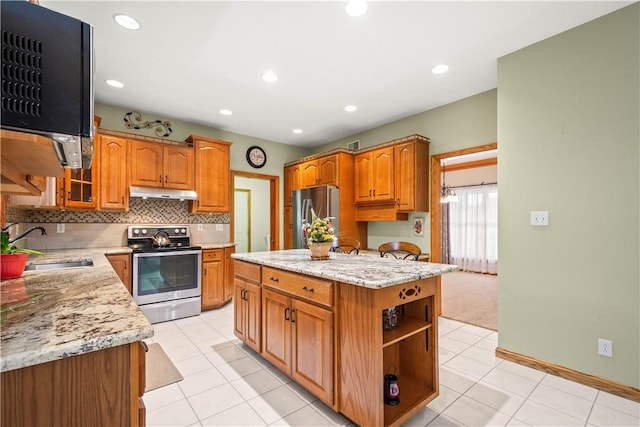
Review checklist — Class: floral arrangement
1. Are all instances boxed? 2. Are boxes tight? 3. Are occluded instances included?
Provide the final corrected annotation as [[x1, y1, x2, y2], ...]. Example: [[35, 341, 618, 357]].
[[302, 210, 337, 243]]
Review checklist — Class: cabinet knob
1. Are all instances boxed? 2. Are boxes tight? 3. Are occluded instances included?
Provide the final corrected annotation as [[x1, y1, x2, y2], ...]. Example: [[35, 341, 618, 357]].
[[159, 175, 163, 183], [270, 276, 279, 282]]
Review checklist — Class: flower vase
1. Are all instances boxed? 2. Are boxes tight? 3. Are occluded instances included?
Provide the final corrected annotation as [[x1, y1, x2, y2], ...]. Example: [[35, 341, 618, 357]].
[[308, 241, 332, 260]]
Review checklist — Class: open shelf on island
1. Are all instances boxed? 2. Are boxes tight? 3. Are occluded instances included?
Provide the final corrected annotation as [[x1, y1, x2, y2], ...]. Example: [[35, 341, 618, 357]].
[[383, 315, 431, 348]]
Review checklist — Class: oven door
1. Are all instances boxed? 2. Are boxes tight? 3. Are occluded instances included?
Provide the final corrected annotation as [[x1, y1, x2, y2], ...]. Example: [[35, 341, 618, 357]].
[[132, 250, 202, 305]]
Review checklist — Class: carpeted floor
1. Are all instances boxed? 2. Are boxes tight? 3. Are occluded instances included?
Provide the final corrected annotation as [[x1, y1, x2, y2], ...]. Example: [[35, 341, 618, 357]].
[[441, 271, 497, 331]]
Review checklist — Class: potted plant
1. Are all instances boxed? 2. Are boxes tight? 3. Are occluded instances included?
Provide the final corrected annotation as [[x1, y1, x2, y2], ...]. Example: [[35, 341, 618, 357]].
[[302, 209, 337, 260], [1, 232, 44, 280]]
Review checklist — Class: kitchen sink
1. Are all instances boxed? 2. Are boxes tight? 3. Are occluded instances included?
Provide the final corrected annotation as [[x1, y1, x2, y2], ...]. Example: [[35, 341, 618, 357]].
[[25, 259, 94, 271]]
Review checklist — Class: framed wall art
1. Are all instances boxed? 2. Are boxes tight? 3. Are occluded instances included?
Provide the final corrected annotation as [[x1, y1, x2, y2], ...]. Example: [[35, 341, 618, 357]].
[[413, 217, 425, 236]]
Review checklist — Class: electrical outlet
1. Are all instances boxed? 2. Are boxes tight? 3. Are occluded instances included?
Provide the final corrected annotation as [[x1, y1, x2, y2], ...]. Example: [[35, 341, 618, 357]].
[[215, 224, 223, 232], [598, 338, 613, 357], [56, 223, 65, 233], [197, 224, 203, 231], [530, 211, 549, 226]]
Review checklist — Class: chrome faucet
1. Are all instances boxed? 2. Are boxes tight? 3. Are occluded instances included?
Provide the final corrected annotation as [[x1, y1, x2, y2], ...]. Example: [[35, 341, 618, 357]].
[[7, 226, 47, 244]]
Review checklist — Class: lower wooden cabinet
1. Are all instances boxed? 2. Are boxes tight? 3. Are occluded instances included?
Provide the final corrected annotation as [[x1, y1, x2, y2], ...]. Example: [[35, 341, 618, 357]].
[[262, 288, 334, 406], [1, 341, 146, 427], [233, 261, 262, 353], [202, 247, 235, 310], [107, 253, 132, 294]]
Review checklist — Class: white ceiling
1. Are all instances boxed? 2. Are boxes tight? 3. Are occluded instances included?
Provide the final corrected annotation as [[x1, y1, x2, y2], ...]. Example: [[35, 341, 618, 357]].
[[41, 1, 631, 148]]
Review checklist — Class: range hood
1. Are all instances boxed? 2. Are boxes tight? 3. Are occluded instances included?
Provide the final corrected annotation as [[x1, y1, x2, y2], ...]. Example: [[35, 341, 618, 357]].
[[130, 186, 197, 201]]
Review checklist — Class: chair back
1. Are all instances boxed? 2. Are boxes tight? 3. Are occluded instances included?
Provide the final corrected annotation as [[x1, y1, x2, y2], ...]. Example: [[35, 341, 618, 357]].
[[331, 237, 361, 255], [378, 241, 421, 261]]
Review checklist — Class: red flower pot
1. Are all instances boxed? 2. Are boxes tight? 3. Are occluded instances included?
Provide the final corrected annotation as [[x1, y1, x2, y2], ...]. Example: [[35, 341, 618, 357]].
[[0, 253, 29, 280]]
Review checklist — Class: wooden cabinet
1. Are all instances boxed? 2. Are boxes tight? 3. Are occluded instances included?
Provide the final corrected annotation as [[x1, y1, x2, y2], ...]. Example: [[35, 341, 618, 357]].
[[107, 253, 132, 294], [283, 164, 300, 207], [202, 246, 235, 310], [187, 136, 232, 213], [355, 146, 394, 203], [338, 277, 439, 427], [99, 135, 129, 211], [261, 268, 334, 406], [283, 151, 365, 250], [233, 260, 262, 353], [129, 140, 194, 190], [1, 341, 146, 427], [300, 154, 339, 189], [394, 137, 430, 212], [61, 149, 99, 209]]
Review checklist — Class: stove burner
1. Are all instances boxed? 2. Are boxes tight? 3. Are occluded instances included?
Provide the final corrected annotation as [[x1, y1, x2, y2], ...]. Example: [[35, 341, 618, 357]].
[[127, 225, 200, 253]]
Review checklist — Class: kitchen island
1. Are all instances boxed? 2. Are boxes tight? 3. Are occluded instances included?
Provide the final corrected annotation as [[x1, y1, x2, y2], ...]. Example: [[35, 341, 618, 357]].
[[1, 248, 153, 427], [232, 249, 457, 427]]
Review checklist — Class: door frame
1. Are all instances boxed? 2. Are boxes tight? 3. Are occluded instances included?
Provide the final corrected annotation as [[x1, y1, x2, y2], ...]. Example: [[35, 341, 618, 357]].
[[231, 170, 280, 250], [430, 142, 497, 263]]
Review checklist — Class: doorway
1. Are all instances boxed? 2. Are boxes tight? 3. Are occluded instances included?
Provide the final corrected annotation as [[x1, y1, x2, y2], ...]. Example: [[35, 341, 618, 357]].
[[430, 143, 497, 263], [231, 171, 280, 252]]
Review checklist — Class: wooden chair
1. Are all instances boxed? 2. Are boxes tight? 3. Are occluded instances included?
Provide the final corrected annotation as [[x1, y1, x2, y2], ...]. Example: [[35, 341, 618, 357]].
[[378, 241, 421, 261], [331, 237, 361, 255]]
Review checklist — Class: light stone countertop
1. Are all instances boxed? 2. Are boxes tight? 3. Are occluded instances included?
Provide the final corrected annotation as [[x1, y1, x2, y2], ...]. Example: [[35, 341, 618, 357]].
[[198, 242, 237, 250], [232, 249, 457, 289], [0, 248, 153, 373]]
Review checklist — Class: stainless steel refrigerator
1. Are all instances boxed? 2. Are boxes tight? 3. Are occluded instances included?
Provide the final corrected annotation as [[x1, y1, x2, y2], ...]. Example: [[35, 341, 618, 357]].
[[292, 185, 340, 249]]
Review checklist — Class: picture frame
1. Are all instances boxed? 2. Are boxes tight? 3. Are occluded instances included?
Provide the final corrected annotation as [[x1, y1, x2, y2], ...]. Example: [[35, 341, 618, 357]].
[[413, 217, 425, 236]]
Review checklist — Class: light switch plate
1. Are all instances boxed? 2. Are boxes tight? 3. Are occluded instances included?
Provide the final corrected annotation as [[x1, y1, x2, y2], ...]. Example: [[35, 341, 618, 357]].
[[56, 223, 65, 233], [530, 211, 549, 226]]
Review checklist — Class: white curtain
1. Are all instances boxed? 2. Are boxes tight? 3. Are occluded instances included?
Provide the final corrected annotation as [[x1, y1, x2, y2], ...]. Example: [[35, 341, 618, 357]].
[[448, 184, 498, 274]]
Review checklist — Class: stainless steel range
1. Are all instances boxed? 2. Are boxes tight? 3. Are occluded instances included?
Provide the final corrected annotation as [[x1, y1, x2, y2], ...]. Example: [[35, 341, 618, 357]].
[[128, 225, 202, 324]]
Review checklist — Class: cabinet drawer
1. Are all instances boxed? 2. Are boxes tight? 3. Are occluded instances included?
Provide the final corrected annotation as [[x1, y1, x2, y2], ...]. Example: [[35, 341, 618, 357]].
[[203, 249, 223, 261], [234, 260, 261, 282], [262, 267, 333, 308]]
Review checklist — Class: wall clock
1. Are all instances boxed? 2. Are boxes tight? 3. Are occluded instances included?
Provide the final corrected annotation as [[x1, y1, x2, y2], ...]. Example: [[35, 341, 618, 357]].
[[246, 146, 267, 168]]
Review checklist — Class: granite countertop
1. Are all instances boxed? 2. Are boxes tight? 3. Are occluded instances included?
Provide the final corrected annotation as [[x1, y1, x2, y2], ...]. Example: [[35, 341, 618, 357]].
[[232, 249, 457, 289], [0, 248, 153, 373], [198, 242, 237, 250]]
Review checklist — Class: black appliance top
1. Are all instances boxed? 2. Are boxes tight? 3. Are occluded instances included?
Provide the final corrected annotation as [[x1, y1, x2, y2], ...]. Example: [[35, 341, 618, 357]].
[[127, 225, 201, 253]]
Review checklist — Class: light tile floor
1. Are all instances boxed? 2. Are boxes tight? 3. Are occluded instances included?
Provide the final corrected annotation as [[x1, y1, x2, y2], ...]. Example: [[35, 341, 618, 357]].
[[143, 305, 639, 426]]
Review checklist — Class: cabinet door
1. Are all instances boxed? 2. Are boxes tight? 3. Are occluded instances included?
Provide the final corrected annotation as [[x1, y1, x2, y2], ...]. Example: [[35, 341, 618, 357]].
[[371, 146, 394, 201], [291, 299, 333, 406], [284, 206, 293, 249], [283, 164, 300, 207], [317, 155, 338, 186], [224, 247, 235, 301], [244, 281, 262, 353], [106, 254, 131, 294], [192, 139, 230, 212], [354, 153, 373, 203], [301, 161, 318, 188], [261, 288, 291, 373], [99, 135, 129, 211], [164, 146, 194, 190], [202, 253, 224, 310], [63, 153, 98, 209], [129, 140, 163, 187], [233, 278, 247, 341], [394, 141, 415, 211]]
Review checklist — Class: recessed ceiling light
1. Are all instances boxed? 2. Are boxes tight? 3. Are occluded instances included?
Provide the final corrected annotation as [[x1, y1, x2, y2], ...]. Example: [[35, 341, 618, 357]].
[[432, 64, 449, 75], [293, 129, 303, 134], [219, 109, 233, 115], [106, 79, 124, 88], [345, 105, 358, 112], [262, 71, 278, 82], [345, 0, 368, 17], [113, 14, 140, 30]]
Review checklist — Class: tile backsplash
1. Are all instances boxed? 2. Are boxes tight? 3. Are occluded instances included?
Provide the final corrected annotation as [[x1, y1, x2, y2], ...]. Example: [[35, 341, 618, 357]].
[[5, 198, 231, 251]]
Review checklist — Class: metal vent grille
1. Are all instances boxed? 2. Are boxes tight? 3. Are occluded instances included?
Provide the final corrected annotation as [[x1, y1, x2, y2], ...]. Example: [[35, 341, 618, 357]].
[[1, 30, 42, 117], [347, 140, 360, 151]]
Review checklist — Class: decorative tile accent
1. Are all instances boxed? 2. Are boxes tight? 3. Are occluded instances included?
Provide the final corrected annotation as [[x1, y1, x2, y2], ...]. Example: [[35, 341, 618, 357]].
[[20, 199, 229, 224]]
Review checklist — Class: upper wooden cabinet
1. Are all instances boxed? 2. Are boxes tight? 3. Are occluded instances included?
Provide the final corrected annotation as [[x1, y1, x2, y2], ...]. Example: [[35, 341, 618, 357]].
[[187, 136, 232, 213], [129, 140, 194, 190], [283, 164, 301, 207], [354, 146, 394, 203], [394, 136, 429, 212], [61, 148, 99, 210], [300, 155, 339, 188], [99, 135, 129, 211]]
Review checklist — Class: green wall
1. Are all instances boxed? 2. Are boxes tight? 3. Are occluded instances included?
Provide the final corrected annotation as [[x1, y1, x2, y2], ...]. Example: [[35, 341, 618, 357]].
[[497, 3, 639, 388]]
